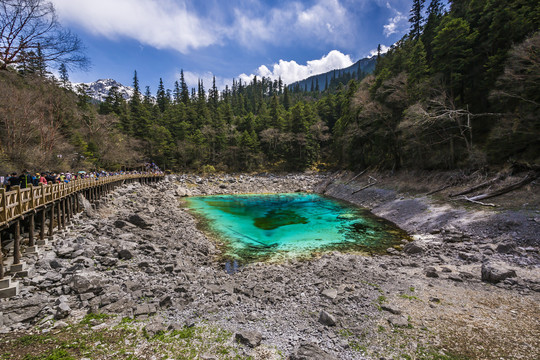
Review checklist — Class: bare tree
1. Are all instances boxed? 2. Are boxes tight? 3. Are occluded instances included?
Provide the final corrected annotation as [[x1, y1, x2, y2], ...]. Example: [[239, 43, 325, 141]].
[[0, 0, 89, 71]]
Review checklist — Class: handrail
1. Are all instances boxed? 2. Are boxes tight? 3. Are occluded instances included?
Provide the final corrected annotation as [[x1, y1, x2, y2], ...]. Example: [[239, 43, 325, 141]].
[[0, 173, 162, 227]]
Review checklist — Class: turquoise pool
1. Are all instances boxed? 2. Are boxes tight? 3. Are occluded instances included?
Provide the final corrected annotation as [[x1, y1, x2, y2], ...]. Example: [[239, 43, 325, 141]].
[[185, 193, 408, 263]]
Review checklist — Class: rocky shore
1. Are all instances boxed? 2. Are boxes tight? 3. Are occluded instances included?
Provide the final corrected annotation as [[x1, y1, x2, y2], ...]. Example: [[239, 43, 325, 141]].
[[1, 173, 539, 359]]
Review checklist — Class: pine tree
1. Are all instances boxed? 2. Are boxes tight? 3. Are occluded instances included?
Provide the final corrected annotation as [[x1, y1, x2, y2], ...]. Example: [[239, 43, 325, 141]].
[[156, 78, 168, 112], [173, 81, 181, 104], [283, 86, 291, 110], [59, 63, 70, 88], [422, 0, 444, 64], [409, 0, 425, 40], [180, 70, 190, 105]]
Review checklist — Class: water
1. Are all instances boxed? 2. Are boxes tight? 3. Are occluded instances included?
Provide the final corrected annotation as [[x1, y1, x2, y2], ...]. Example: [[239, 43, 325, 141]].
[[185, 193, 408, 264]]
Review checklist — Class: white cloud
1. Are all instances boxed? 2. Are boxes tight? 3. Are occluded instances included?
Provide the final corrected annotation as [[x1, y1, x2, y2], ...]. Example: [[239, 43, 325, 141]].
[[51, 0, 220, 53], [238, 50, 354, 85], [180, 70, 228, 92], [51, 0, 353, 54], [368, 44, 390, 58], [383, 3, 408, 37], [231, 0, 351, 48]]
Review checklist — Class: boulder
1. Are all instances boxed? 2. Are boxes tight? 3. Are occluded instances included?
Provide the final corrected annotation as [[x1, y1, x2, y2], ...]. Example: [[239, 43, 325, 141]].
[[144, 320, 168, 337], [481, 262, 517, 284], [77, 193, 95, 217], [496, 242, 517, 254], [68, 272, 104, 294], [403, 242, 425, 255], [425, 267, 439, 278], [290, 342, 339, 360], [321, 288, 338, 300], [54, 302, 71, 320], [127, 214, 154, 229], [388, 315, 409, 328], [118, 249, 134, 260], [318, 310, 336, 326], [235, 330, 262, 348]]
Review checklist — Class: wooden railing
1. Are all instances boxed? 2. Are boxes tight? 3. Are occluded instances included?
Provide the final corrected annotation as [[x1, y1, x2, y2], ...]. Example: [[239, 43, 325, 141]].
[[0, 173, 162, 228]]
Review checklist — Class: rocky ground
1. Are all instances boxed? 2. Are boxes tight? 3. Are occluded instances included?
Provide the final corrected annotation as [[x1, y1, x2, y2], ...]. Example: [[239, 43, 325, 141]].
[[1, 172, 539, 359]]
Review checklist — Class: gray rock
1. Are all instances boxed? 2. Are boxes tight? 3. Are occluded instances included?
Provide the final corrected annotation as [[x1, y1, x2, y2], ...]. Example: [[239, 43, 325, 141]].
[[381, 305, 402, 315], [235, 330, 262, 348], [290, 342, 339, 360], [68, 273, 103, 294], [49, 259, 63, 269], [98, 257, 118, 267], [403, 242, 425, 255], [134, 304, 157, 317], [144, 321, 168, 337], [127, 214, 153, 229], [77, 193, 95, 217], [118, 249, 133, 260], [57, 247, 75, 258], [425, 267, 439, 278], [159, 295, 172, 308], [481, 262, 517, 284], [318, 310, 336, 326], [388, 315, 409, 328], [496, 242, 516, 254], [54, 302, 71, 320], [321, 288, 338, 300]]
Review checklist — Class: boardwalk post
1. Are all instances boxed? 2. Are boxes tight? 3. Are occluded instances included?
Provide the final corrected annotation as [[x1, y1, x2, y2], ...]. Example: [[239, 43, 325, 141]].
[[28, 212, 35, 247], [61, 199, 66, 229], [0, 188, 6, 226], [49, 204, 55, 239], [15, 186, 22, 217], [56, 202, 61, 231], [40, 209, 45, 243], [0, 233, 3, 279], [40, 183, 45, 206], [13, 220, 21, 265]]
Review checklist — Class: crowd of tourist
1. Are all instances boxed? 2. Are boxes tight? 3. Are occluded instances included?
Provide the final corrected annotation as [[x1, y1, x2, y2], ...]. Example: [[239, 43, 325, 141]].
[[0, 163, 163, 192]]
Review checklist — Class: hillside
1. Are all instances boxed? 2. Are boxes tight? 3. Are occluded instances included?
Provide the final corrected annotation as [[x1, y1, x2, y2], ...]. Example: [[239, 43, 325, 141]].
[[288, 56, 376, 92]]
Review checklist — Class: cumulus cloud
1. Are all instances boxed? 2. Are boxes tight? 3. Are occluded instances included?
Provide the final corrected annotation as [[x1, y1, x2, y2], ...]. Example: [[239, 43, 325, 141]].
[[238, 50, 354, 85], [368, 44, 390, 58], [51, 0, 219, 53], [383, 2, 408, 37]]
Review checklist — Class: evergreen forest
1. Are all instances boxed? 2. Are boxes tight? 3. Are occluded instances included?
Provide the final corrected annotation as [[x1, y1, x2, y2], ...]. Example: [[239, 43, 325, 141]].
[[1, 0, 539, 173]]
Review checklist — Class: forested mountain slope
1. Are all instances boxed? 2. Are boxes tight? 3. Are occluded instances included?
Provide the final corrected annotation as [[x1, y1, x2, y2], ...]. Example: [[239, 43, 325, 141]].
[[1, 0, 538, 173]]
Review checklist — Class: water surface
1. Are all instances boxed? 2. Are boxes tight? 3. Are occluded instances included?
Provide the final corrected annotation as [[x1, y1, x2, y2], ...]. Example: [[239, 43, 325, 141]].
[[185, 193, 408, 263]]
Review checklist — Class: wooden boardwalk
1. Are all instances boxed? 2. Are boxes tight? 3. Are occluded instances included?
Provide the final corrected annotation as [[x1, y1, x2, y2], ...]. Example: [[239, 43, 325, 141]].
[[0, 173, 163, 296]]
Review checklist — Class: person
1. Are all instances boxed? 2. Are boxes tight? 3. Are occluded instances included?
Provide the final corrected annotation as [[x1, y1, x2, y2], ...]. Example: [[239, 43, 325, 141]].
[[18, 170, 33, 189], [45, 172, 56, 184], [7, 172, 19, 191], [38, 173, 47, 185]]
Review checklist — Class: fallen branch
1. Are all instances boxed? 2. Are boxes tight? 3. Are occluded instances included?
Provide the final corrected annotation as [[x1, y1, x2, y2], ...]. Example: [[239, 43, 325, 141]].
[[352, 176, 378, 194], [427, 184, 453, 196], [462, 196, 497, 207], [468, 171, 538, 201], [344, 169, 367, 185], [450, 172, 508, 197]]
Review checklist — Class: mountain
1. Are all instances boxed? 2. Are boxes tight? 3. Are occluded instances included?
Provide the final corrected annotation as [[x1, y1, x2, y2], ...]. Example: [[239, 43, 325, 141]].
[[73, 78, 133, 102], [288, 56, 377, 91]]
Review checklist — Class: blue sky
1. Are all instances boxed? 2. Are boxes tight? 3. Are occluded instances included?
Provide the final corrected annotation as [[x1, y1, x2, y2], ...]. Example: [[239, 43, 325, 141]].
[[50, 0, 415, 91]]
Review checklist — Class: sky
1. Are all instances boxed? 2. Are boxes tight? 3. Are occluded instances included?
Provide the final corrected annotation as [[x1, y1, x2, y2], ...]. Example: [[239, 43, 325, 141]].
[[50, 0, 415, 91]]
